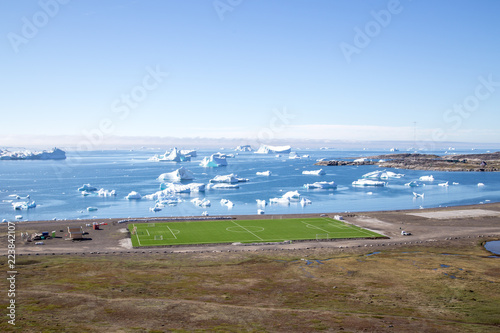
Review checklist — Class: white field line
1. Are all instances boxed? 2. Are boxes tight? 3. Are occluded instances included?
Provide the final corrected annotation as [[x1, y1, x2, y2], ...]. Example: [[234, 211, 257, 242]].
[[146, 229, 150, 236], [301, 221, 330, 234], [134, 224, 142, 247], [231, 221, 264, 241], [166, 226, 178, 239]]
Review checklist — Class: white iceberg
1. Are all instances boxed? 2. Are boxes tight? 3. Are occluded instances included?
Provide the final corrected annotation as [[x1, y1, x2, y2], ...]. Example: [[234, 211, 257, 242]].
[[282, 190, 301, 201], [255, 145, 292, 154], [78, 184, 97, 192], [158, 167, 195, 181], [220, 199, 234, 208], [478, 183, 485, 187], [235, 145, 252, 152], [438, 181, 449, 187], [269, 190, 308, 205], [191, 198, 211, 207], [97, 189, 116, 197], [300, 197, 312, 206], [362, 170, 404, 180], [202, 211, 209, 216], [352, 179, 386, 187], [125, 191, 142, 200], [12, 201, 36, 210], [206, 183, 239, 190], [0, 147, 66, 160], [210, 174, 248, 183], [302, 169, 326, 176], [200, 154, 228, 167], [257, 209, 265, 215], [181, 149, 197, 157], [405, 181, 423, 187], [256, 199, 267, 206], [159, 182, 206, 194], [256, 170, 271, 176], [150, 147, 191, 162], [289, 152, 300, 159], [419, 175, 434, 181], [304, 181, 337, 189], [354, 158, 368, 163]]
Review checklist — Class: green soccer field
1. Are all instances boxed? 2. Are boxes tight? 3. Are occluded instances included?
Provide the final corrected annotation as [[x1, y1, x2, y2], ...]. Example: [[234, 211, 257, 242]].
[[128, 217, 385, 247]]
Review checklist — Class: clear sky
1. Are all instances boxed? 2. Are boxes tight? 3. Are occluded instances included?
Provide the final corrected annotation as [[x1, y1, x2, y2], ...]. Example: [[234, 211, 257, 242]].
[[1, 0, 500, 147]]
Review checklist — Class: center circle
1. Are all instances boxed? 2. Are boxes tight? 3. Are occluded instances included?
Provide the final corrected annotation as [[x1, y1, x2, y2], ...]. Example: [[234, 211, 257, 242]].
[[226, 226, 265, 233]]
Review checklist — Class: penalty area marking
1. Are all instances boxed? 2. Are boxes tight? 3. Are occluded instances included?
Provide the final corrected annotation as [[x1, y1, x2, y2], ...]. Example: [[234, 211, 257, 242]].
[[133, 224, 142, 247], [166, 226, 178, 239], [226, 226, 265, 233]]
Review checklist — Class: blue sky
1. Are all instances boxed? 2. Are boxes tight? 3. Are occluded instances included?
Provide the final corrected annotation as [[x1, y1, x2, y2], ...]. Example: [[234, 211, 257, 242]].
[[1, 0, 500, 146]]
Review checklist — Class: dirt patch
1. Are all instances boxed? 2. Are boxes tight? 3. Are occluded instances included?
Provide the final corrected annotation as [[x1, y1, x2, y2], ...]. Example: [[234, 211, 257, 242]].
[[407, 209, 500, 220]]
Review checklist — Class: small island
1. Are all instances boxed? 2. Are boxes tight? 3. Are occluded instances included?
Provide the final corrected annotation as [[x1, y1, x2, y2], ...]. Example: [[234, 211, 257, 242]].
[[0, 147, 66, 160], [315, 152, 500, 172]]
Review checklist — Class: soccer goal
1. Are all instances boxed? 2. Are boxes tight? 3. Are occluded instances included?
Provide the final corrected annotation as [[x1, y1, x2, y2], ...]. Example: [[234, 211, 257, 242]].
[[154, 235, 163, 240], [148, 223, 155, 227], [316, 234, 330, 241]]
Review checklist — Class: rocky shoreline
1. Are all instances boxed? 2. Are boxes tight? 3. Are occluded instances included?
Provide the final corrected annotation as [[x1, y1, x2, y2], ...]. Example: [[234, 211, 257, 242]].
[[315, 152, 500, 172]]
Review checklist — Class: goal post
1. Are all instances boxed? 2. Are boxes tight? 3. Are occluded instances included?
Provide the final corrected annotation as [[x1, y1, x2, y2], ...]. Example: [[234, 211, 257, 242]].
[[154, 235, 163, 240], [148, 223, 155, 227], [316, 234, 330, 241]]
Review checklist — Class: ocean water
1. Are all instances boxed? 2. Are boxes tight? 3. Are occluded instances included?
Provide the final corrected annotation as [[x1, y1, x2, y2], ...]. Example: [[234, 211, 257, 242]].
[[1, 148, 500, 222]]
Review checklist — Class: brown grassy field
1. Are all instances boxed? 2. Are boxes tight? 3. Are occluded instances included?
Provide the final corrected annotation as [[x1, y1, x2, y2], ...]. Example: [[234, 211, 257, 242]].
[[1, 238, 499, 332]]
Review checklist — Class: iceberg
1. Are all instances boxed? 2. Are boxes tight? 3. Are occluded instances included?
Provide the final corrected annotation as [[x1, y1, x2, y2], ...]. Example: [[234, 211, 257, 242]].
[[210, 174, 248, 183], [200, 154, 228, 167], [235, 145, 252, 152], [181, 149, 197, 157], [256, 199, 267, 206], [353, 158, 368, 163], [145, 183, 205, 200], [78, 184, 97, 192], [97, 189, 116, 197], [300, 197, 312, 206], [0, 147, 66, 160], [125, 191, 142, 200], [191, 198, 211, 207], [12, 201, 36, 210], [289, 152, 300, 159], [269, 190, 308, 205], [255, 145, 292, 154], [282, 190, 301, 201], [257, 209, 265, 215], [149, 147, 191, 162], [256, 170, 271, 176], [206, 183, 239, 190], [158, 167, 195, 182], [352, 179, 386, 187], [304, 181, 337, 189], [302, 169, 326, 176], [362, 170, 404, 180], [419, 175, 434, 181], [220, 199, 234, 208]]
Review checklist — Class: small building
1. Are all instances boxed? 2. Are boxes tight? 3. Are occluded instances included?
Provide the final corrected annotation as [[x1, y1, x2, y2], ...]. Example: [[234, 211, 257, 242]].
[[68, 226, 84, 239]]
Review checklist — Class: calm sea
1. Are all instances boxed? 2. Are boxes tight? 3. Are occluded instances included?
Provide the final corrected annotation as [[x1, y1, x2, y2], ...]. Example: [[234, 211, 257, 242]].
[[1, 148, 499, 222]]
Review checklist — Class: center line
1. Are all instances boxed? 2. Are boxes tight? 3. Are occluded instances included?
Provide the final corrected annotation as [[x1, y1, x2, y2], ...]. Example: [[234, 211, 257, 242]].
[[231, 221, 264, 241]]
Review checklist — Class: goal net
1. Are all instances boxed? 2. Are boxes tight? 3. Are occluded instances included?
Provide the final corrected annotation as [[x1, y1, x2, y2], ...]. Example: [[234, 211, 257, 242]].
[[316, 234, 330, 241], [148, 223, 155, 227], [154, 235, 163, 240]]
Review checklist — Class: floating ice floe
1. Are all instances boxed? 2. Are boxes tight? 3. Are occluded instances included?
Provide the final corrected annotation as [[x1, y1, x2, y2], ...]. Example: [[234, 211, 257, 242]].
[[126, 191, 142, 200], [15, 215, 23, 220], [149, 147, 191, 162], [452, 182, 459, 185], [158, 182, 206, 194], [256, 170, 271, 176], [149, 205, 162, 212], [202, 211, 209, 216], [158, 167, 195, 182], [478, 183, 485, 187], [97, 189, 116, 197], [8, 194, 30, 200], [362, 170, 404, 179], [191, 198, 211, 207], [0, 147, 66, 160], [302, 169, 326, 176], [438, 181, 449, 187], [206, 183, 239, 190], [12, 201, 36, 210], [405, 181, 424, 187], [300, 198, 312, 206], [256, 199, 267, 206], [269, 190, 311, 206], [289, 152, 300, 159], [413, 192, 424, 198], [235, 145, 252, 152], [220, 199, 234, 208], [78, 184, 97, 192], [200, 154, 228, 167], [255, 145, 292, 154], [210, 174, 248, 183], [352, 179, 386, 187], [304, 181, 337, 189], [181, 149, 197, 157], [353, 158, 368, 163], [257, 209, 265, 214], [419, 175, 434, 181]]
